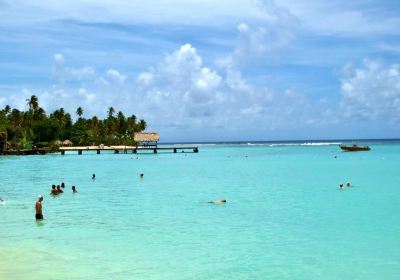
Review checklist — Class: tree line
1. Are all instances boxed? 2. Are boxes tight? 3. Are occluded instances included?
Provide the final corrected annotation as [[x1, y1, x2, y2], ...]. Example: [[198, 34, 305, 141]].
[[0, 95, 147, 152]]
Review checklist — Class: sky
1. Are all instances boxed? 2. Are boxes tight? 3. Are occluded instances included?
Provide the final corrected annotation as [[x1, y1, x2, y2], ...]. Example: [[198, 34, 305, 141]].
[[0, 0, 400, 142]]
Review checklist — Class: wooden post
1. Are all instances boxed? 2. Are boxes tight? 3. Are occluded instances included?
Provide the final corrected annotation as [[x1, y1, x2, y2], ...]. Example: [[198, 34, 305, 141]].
[[194, 147, 199, 153], [97, 149, 100, 154], [78, 150, 82, 155], [133, 149, 137, 154], [174, 148, 177, 153], [153, 148, 157, 154]]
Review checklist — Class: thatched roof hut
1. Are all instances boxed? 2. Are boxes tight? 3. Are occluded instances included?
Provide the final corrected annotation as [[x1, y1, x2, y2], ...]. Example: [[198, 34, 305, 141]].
[[62, 139, 73, 146], [134, 133, 160, 147]]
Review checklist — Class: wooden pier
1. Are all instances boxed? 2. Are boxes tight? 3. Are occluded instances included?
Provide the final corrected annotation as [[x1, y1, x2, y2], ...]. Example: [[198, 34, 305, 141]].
[[1, 145, 199, 156]]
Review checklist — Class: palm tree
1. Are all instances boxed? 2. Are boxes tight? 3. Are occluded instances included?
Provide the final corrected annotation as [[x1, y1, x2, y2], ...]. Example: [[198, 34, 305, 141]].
[[76, 107, 84, 119], [3, 105, 11, 115], [107, 107, 115, 119], [137, 119, 147, 132], [0, 113, 8, 152], [33, 107, 46, 121], [26, 95, 39, 113]]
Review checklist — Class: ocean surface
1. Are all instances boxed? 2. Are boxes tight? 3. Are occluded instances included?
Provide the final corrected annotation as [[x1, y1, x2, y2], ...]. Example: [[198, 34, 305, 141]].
[[1, 140, 400, 279]]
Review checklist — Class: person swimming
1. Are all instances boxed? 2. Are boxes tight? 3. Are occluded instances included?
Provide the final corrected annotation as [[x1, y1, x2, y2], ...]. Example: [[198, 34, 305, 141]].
[[72, 186, 78, 193], [61, 182, 65, 188], [346, 182, 351, 187], [339, 183, 344, 189], [57, 185, 63, 193], [50, 185, 58, 195], [140, 173, 144, 178], [92, 174, 96, 180], [35, 195, 43, 220], [208, 199, 227, 204]]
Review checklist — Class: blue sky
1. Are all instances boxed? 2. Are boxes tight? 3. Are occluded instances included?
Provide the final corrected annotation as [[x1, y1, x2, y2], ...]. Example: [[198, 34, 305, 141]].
[[1, 0, 400, 141]]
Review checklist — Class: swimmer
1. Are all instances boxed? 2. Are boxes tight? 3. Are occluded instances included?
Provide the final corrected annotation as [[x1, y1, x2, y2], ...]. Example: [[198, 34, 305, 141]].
[[35, 195, 43, 220], [346, 182, 351, 187], [140, 173, 144, 178], [92, 174, 96, 180], [208, 199, 227, 205], [50, 185, 58, 195], [57, 185, 63, 194], [72, 186, 78, 193], [339, 183, 344, 189], [61, 182, 65, 188]]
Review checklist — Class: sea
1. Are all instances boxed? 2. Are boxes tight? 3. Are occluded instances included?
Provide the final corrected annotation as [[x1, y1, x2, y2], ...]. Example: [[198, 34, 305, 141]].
[[1, 140, 399, 280]]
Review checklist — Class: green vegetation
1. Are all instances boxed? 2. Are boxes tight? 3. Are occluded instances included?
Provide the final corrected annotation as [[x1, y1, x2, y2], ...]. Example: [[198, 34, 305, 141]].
[[0, 95, 147, 152]]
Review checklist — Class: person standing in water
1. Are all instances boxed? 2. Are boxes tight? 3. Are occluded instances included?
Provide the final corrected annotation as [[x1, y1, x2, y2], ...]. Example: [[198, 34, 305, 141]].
[[35, 195, 43, 220], [72, 186, 78, 193], [92, 174, 96, 180]]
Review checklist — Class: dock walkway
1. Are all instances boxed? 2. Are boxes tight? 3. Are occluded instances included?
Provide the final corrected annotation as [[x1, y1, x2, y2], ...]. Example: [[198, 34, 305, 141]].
[[1, 145, 199, 155]]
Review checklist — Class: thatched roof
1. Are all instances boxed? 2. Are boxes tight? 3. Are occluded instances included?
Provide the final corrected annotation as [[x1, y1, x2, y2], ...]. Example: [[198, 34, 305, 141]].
[[62, 139, 73, 146], [134, 132, 160, 142]]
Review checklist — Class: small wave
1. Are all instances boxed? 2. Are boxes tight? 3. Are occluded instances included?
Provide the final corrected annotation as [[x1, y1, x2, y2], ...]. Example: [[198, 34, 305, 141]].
[[246, 143, 268, 146], [269, 142, 341, 147], [300, 142, 342, 146]]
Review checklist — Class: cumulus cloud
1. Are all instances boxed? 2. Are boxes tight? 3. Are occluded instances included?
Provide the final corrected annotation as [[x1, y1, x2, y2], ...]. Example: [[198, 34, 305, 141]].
[[52, 53, 96, 82], [132, 43, 325, 132], [106, 69, 126, 85], [218, 0, 298, 68], [340, 59, 400, 121]]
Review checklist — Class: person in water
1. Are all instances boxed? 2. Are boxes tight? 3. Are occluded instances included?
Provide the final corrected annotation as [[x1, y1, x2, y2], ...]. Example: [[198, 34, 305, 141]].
[[57, 185, 63, 193], [92, 174, 96, 180], [346, 182, 351, 187], [72, 186, 77, 193], [339, 184, 344, 189], [208, 199, 227, 204], [140, 173, 144, 178], [50, 185, 58, 195], [61, 182, 65, 188], [35, 195, 43, 220]]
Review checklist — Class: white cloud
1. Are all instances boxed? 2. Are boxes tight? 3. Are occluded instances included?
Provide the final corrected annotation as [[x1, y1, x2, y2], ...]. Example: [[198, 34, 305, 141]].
[[217, 0, 298, 68], [340, 59, 400, 121], [0, 97, 6, 108], [132, 43, 327, 132], [106, 69, 126, 85], [52, 54, 96, 82], [137, 72, 153, 86]]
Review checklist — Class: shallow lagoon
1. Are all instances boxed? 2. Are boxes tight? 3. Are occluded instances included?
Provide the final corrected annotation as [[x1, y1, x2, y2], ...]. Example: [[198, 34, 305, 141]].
[[1, 142, 400, 279]]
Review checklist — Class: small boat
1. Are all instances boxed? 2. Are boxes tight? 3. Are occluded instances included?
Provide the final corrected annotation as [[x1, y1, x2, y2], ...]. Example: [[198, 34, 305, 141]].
[[339, 144, 370, 152]]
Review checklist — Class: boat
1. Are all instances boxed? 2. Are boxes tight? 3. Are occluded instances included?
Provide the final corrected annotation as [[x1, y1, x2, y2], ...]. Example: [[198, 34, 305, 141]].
[[339, 144, 370, 152]]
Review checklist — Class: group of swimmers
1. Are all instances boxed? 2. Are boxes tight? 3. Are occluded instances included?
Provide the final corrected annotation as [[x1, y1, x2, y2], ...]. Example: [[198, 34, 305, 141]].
[[35, 182, 78, 220], [35, 174, 95, 220], [34, 172, 226, 220], [50, 182, 77, 195], [339, 181, 351, 189]]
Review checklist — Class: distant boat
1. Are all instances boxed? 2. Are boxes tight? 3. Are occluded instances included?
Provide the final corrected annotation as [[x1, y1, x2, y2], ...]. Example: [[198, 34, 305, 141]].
[[339, 144, 371, 152]]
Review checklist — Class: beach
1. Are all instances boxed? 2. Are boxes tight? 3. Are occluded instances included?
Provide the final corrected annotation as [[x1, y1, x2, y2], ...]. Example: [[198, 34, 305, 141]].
[[1, 141, 400, 279]]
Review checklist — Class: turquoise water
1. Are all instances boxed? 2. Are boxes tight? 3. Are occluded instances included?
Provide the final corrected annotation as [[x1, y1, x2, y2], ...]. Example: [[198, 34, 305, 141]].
[[1, 142, 400, 279]]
